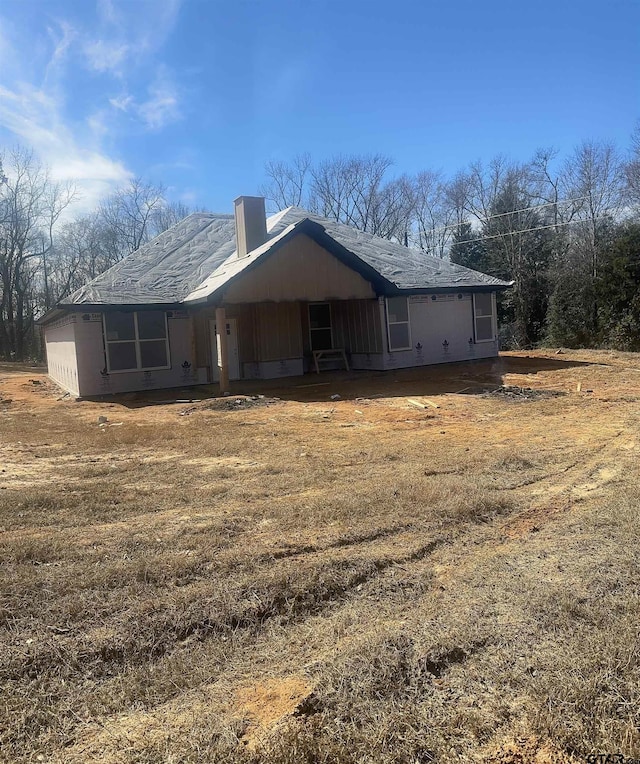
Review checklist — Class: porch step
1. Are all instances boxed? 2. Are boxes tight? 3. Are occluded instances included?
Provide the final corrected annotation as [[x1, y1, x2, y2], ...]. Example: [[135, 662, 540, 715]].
[[312, 348, 350, 374]]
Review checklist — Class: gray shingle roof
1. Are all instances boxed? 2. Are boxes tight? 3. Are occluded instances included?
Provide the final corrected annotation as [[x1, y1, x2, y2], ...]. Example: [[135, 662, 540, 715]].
[[61, 207, 511, 307]]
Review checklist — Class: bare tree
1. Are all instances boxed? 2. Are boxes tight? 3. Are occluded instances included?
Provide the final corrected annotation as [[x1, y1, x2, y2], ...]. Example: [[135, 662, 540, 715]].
[[260, 153, 312, 210], [367, 175, 415, 243], [48, 214, 109, 301], [98, 177, 166, 260], [0, 147, 74, 359], [310, 154, 392, 232], [560, 140, 624, 278], [151, 200, 195, 235], [411, 170, 456, 257]]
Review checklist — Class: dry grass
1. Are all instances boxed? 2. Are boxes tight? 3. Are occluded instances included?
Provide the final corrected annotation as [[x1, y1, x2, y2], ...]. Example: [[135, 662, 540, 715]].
[[1, 350, 640, 762]]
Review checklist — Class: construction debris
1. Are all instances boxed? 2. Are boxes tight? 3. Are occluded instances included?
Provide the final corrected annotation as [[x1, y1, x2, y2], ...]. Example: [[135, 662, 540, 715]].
[[180, 395, 282, 415], [407, 397, 440, 409], [483, 386, 564, 401]]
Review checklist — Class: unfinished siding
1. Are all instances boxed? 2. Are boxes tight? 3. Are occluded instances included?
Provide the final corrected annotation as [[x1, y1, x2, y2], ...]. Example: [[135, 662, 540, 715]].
[[331, 299, 383, 354], [380, 293, 498, 369], [195, 304, 255, 367], [244, 302, 304, 378], [254, 303, 303, 361], [194, 302, 305, 380], [60, 311, 204, 397], [221, 234, 376, 303], [45, 315, 80, 396]]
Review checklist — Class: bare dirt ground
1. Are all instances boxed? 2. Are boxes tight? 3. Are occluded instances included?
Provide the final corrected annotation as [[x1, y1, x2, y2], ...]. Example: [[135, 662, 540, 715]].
[[1, 350, 639, 763]]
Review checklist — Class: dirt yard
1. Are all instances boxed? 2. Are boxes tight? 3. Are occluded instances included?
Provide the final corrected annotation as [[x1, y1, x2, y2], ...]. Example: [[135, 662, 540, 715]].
[[1, 350, 639, 763]]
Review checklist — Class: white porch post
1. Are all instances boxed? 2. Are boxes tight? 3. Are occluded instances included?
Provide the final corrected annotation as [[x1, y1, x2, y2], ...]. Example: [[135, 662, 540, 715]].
[[215, 306, 230, 394]]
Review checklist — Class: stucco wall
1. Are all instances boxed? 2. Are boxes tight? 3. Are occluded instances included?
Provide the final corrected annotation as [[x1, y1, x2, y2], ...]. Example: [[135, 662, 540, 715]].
[[45, 316, 80, 396], [67, 311, 204, 397]]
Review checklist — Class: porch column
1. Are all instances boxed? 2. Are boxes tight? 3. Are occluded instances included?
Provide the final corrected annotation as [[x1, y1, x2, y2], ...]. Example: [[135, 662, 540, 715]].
[[215, 306, 230, 394], [189, 312, 197, 368]]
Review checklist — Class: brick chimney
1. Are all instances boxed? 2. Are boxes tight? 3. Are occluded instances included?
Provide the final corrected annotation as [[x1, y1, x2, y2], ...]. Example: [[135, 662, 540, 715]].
[[234, 196, 267, 258]]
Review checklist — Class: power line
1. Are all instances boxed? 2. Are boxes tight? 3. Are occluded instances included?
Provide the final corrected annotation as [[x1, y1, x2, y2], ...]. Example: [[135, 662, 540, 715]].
[[460, 195, 588, 226], [417, 195, 590, 241], [427, 217, 590, 252]]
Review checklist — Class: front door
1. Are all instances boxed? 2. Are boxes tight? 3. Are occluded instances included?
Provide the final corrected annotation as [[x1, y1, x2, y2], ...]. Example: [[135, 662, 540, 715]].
[[308, 302, 333, 351], [210, 318, 240, 381]]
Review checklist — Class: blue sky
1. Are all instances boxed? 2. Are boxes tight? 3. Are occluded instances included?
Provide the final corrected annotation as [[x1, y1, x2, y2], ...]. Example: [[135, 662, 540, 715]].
[[0, 0, 638, 214]]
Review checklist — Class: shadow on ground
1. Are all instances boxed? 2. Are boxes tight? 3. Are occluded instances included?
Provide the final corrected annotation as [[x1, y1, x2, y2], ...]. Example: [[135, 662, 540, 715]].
[[83, 354, 597, 408]]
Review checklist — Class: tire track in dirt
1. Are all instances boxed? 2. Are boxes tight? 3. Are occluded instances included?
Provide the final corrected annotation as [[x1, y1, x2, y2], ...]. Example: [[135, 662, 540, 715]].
[[50, 435, 632, 764], [498, 429, 634, 537], [3, 532, 448, 683]]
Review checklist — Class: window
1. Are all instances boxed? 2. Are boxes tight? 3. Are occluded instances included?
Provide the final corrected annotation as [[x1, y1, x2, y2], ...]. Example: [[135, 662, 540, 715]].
[[386, 296, 411, 351], [104, 311, 170, 372], [473, 293, 495, 342], [309, 303, 333, 351]]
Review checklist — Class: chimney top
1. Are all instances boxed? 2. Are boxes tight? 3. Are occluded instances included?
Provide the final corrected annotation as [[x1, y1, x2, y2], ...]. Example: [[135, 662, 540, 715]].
[[234, 196, 267, 258]]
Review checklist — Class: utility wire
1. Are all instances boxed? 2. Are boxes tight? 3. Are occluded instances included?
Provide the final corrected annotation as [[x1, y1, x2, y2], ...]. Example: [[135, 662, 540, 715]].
[[425, 216, 592, 252], [418, 195, 590, 241]]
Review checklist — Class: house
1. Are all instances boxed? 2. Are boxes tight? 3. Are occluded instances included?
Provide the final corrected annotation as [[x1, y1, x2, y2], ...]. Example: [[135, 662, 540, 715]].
[[41, 196, 511, 398]]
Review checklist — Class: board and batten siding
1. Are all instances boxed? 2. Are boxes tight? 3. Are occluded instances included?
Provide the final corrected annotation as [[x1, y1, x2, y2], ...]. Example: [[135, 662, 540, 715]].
[[195, 303, 302, 364], [331, 299, 383, 354], [221, 233, 376, 304], [253, 302, 303, 361]]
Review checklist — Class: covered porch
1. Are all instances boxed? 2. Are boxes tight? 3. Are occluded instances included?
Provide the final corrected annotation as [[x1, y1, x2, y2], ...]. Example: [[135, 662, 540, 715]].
[[192, 297, 387, 389]]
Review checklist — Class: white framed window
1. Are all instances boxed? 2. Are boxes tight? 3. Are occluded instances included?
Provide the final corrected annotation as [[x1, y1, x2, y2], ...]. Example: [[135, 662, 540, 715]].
[[473, 293, 495, 342], [308, 303, 333, 351], [386, 296, 411, 351], [103, 311, 170, 372]]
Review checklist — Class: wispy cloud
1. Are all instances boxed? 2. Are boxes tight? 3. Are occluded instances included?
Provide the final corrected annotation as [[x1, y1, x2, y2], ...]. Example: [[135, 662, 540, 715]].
[[138, 68, 181, 130], [0, 1, 184, 213], [83, 0, 182, 75], [107, 69, 182, 130], [109, 93, 135, 112], [0, 82, 131, 214], [83, 39, 129, 74]]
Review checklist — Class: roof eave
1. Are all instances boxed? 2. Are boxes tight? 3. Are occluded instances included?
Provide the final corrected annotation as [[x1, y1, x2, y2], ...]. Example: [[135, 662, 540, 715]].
[[391, 282, 513, 294], [40, 301, 185, 324]]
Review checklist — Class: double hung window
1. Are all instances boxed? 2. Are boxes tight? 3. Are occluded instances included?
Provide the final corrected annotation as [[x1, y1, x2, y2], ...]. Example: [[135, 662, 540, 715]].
[[104, 311, 170, 372], [386, 297, 411, 351], [473, 294, 495, 342]]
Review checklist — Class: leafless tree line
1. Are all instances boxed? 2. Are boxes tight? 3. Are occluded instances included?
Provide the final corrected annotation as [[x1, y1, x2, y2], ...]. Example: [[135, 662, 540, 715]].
[[0, 146, 197, 359], [261, 139, 635, 257]]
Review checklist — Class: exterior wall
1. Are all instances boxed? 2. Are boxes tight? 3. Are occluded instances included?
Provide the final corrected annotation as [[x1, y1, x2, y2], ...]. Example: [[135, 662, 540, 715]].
[[66, 310, 205, 397], [331, 299, 383, 353], [240, 302, 304, 379], [45, 315, 80, 396], [374, 293, 499, 371], [254, 302, 303, 361], [192, 293, 499, 381], [222, 234, 377, 303]]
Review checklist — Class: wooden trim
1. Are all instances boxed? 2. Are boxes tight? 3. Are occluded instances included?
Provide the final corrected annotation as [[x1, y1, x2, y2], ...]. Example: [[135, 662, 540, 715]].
[[215, 306, 230, 393]]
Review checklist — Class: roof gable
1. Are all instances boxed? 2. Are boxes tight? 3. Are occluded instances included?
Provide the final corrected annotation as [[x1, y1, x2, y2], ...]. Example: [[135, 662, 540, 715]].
[[60, 207, 511, 309]]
